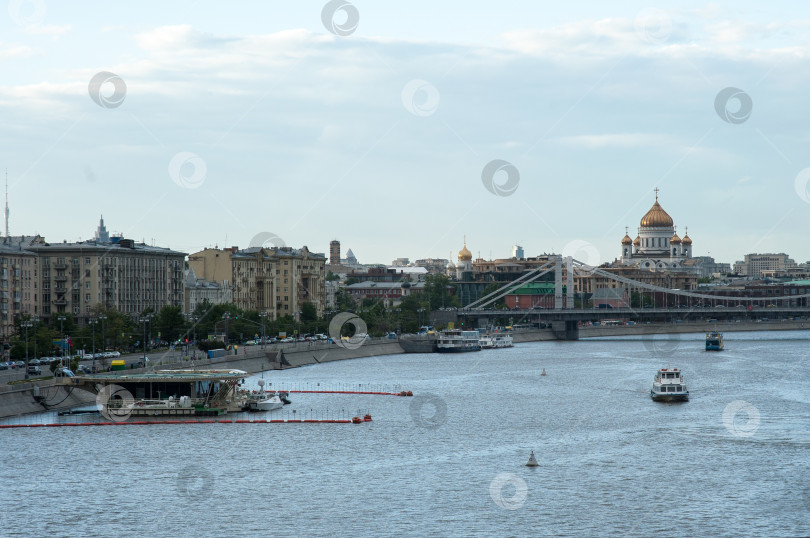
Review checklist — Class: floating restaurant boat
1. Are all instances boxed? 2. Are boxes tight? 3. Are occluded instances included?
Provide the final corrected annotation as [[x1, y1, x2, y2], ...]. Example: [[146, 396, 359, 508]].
[[59, 369, 252, 416], [650, 368, 689, 402], [436, 329, 482, 353], [705, 332, 724, 351], [479, 333, 514, 349]]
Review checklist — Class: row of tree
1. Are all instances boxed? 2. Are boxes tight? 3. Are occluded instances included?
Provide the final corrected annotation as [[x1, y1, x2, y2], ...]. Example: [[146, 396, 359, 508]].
[[4, 274, 467, 359]]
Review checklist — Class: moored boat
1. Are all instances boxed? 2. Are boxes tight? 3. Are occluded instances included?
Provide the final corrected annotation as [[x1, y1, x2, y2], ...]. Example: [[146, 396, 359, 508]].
[[650, 368, 688, 402], [436, 329, 481, 353], [480, 333, 514, 349], [705, 332, 724, 351]]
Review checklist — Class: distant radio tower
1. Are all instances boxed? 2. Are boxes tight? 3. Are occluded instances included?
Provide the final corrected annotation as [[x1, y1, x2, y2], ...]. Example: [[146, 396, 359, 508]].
[[4, 169, 8, 239]]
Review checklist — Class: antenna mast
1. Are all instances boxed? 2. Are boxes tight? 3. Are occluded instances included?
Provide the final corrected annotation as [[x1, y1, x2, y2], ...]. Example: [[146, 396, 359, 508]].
[[4, 169, 8, 238]]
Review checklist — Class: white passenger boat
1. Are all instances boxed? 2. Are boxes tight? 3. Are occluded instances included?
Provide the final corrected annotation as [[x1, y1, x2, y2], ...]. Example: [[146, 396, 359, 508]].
[[479, 334, 514, 349], [436, 329, 482, 353], [650, 368, 689, 402]]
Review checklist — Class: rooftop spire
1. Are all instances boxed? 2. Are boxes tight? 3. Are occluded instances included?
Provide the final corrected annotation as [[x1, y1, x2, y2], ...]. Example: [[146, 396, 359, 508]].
[[4, 169, 8, 239]]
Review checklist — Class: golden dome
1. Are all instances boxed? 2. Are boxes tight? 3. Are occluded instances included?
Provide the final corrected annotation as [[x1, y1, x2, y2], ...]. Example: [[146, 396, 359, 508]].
[[669, 233, 681, 244], [640, 199, 674, 228], [633, 236, 640, 246], [458, 243, 472, 261], [682, 234, 692, 245], [621, 234, 633, 245]]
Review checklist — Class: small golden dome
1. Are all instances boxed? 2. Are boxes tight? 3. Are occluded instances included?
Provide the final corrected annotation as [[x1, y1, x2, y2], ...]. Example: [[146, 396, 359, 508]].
[[458, 244, 472, 261], [640, 200, 674, 228], [670, 233, 681, 244], [681, 234, 692, 245], [633, 236, 640, 246], [621, 234, 633, 245]]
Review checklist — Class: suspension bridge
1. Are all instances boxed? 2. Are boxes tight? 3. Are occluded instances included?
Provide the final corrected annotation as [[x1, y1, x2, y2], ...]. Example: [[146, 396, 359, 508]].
[[453, 256, 810, 340]]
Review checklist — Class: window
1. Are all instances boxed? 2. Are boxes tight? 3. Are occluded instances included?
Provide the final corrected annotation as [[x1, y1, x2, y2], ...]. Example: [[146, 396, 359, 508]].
[[85, 258, 90, 264], [85, 294, 90, 301]]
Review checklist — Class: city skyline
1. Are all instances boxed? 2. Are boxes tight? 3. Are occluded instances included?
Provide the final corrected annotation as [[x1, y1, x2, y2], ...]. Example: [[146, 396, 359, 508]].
[[3, 2, 810, 264]]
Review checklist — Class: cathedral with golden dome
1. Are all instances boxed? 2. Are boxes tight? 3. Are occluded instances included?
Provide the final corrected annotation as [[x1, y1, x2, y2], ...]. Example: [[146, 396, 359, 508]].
[[618, 189, 695, 271], [455, 238, 473, 279]]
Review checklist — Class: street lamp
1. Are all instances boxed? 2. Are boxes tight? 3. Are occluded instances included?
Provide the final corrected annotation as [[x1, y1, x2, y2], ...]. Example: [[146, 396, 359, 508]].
[[258, 311, 267, 349], [21, 319, 32, 380], [88, 318, 98, 374], [98, 314, 107, 357], [222, 312, 231, 345], [57, 315, 66, 368], [138, 314, 153, 366]]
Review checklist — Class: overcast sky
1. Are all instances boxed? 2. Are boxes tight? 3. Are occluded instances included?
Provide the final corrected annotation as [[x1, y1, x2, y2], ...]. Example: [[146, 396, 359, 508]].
[[2, 1, 809, 266]]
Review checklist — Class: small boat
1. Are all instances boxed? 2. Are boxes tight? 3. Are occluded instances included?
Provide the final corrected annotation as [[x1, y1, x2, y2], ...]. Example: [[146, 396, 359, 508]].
[[650, 368, 688, 402], [479, 333, 514, 349], [246, 393, 284, 412], [436, 329, 482, 353], [705, 332, 724, 351]]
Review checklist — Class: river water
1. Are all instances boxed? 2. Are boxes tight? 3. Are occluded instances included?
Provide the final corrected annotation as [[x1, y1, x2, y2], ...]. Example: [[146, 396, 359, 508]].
[[2, 330, 809, 537]]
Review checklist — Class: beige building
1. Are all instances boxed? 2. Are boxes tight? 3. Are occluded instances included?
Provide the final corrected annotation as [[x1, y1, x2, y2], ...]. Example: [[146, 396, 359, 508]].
[[733, 253, 797, 278], [188, 245, 326, 319], [0, 242, 38, 340], [27, 237, 186, 324]]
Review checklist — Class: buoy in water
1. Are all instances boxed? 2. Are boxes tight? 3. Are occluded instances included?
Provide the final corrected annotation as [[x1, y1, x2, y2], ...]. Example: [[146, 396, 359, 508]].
[[541, 369, 546, 376], [526, 451, 539, 467]]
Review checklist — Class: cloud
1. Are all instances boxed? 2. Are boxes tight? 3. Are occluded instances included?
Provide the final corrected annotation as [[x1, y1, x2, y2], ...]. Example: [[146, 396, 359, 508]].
[[21, 24, 73, 38], [556, 133, 680, 149]]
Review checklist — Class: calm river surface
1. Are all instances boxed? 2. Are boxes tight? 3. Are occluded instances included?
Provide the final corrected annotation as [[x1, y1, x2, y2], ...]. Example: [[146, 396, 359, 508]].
[[2, 330, 809, 537]]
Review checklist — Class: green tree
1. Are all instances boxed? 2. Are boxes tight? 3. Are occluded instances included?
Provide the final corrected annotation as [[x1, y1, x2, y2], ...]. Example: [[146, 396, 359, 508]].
[[155, 305, 186, 343]]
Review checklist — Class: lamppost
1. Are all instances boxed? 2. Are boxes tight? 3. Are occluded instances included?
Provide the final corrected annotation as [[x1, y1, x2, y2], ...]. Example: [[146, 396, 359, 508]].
[[222, 312, 231, 345], [294, 310, 302, 340], [88, 318, 98, 373], [21, 319, 32, 380], [259, 311, 267, 349], [31, 315, 39, 369], [98, 314, 107, 356], [139, 314, 153, 365], [57, 315, 66, 368]]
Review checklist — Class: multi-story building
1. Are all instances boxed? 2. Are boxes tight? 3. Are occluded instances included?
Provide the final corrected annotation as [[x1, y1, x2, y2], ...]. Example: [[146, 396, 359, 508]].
[[30, 237, 185, 324], [184, 268, 233, 313], [1, 220, 186, 329], [188, 245, 326, 319], [0, 242, 38, 339], [733, 253, 797, 278]]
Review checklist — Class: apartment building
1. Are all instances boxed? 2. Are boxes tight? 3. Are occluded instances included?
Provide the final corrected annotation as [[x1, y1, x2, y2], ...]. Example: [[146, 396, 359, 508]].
[[188, 245, 326, 319]]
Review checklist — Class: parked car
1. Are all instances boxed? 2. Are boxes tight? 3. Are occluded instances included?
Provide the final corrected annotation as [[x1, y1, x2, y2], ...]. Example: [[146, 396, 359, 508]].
[[27, 366, 41, 375], [29, 358, 40, 366], [0, 362, 8, 370], [54, 368, 75, 378], [14, 361, 24, 369]]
